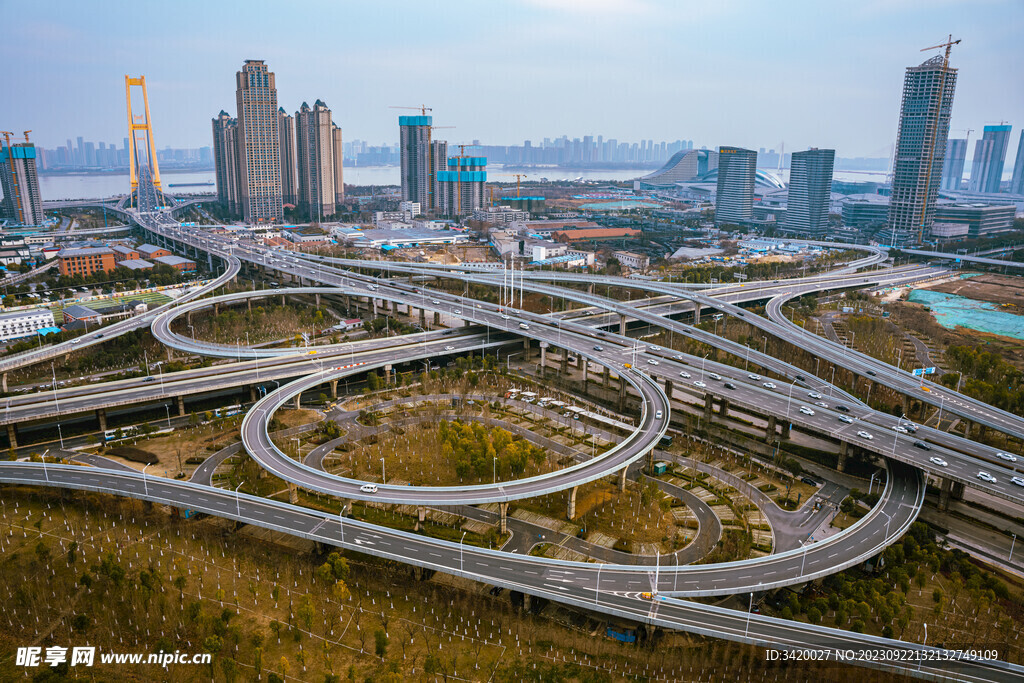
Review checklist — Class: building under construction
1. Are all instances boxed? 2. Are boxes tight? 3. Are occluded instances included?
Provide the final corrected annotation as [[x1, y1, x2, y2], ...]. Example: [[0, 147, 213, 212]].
[[0, 132, 44, 226]]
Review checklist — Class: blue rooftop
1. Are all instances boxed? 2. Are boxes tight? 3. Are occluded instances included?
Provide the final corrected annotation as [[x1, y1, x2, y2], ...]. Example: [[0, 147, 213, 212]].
[[399, 115, 432, 127]]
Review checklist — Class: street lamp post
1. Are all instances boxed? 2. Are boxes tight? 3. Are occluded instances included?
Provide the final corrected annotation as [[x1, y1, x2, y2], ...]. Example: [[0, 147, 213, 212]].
[[493, 457, 498, 483], [235, 481, 243, 518], [142, 463, 151, 496], [800, 538, 810, 575], [460, 530, 467, 573], [381, 457, 386, 485], [1010, 533, 1017, 562]]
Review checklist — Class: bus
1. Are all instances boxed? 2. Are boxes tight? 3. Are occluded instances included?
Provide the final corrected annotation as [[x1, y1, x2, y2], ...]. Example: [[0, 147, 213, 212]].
[[103, 426, 142, 444], [215, 405, 243, 418]]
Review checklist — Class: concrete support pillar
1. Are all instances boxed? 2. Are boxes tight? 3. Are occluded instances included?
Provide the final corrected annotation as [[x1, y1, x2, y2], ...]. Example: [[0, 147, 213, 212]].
[[588, 283, 594, 294], [567, 485, 578, 520], [498, 502, 508, 535], [938, 477, 954, 512], [433, 311, 440, 326], [415, 506, 426, 531], [96, 408, 107, 432], [618, 467, 627, 492], [281, 294, 286, 307], [646, 448, 656, 473], [766, 414, 777, 440], [288, 483, 299, 505], [0, 372, 7, 393], [330, 379, 338, 399], [250, 385, 258, 403], [963, 421, 973, 439], [177, 395, 186, 417], [703, 393, 714, 422], [372, 299, 378, 319], [315, 293, 321, 308], [664, 379, 673, 401], [539, 345, 547, 375], [618, 313, 627, 337], [247, 298, 252, 313], [902, 394, 911, 417], [603, 366, 610, 387], [617, 379, 627, 413], [779, 420, 791, 440], [214, 303, 220, 316], [560, 351, 568, 376], [6, 424, 17, 449], [693, 305, 700, 325], [582, 360, 589, 384], [718, 398, 730, 418], [345, 294, 351, 312], [293, 394, 301, 409], [419, 308, 426, 328], [838, 441, 849, 472]]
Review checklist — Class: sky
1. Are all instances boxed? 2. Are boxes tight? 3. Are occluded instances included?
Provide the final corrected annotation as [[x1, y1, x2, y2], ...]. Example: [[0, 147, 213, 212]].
[[3, 0, 1023, 161]]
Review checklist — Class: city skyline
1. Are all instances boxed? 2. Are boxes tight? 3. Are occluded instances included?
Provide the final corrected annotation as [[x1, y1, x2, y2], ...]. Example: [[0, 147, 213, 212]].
[[2, 1, 1022, 162]]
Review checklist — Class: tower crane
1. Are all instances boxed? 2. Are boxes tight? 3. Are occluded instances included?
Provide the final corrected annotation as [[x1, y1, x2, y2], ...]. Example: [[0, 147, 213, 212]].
[[494, 173, 528, 197], [389, 106, 456, 213], [448, 143, 481, 217], [22, 131, 31, 143]]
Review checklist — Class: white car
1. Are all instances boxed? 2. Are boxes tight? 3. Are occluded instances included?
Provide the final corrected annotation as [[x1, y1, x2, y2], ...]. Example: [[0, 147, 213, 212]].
[[360, 484, 378, 494], [747, 374, 762, 380], [679, 371, 691, 378], [929, 457, 948, 467], [431, 299, 440, 305], [1011, 477, 1024, 487], [815, 401, 828, 408], [673, 354, 685, 360], [647, 359, 659, 365], [762, 382, 777, 389], [501, 314, 510, 320], [838, 415, 854, 424], [799, 406, 815, 416], [444, 345, 455, 351], [693, 381, 707, 388], [976, 472, 997, 484], [655, 410, 663, 420], [647, 346, 659, 352], [807, 392, 823, 399], [857, 431, 873, 440], [453, 308, 462, 315], [708, 373, 722, 381], [891, 425, 908, 434], [996, 452, 1018, 462]]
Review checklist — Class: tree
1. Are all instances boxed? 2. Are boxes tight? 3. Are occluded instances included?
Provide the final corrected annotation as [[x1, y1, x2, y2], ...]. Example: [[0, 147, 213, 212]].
[[374, 629, 388, 659]]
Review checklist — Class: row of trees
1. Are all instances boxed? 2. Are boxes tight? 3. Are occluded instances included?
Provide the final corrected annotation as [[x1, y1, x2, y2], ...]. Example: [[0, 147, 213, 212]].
[[942, 345, 1024, 415]]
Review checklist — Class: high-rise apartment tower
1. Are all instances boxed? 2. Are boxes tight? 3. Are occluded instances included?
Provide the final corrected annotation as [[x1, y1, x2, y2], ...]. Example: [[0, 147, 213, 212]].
[[783, 148, 834, 238], [714, 147, 757, 226], [234, 60, 282, 223]]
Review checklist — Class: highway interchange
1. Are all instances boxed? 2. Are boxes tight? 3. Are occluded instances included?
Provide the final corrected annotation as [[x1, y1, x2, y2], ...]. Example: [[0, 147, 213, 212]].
[[2, 198, 1022, 680]]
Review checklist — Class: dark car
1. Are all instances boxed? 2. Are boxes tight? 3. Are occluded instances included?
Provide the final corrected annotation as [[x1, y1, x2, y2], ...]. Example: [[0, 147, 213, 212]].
[[835, 404, 850, 413], [143, 376, 156, 382], [724, 382, 736, 390], [913, 441, 932, 451], [801, 477, 819, 487], [867, 370, 877, 376], [796, 374, 805, 381]]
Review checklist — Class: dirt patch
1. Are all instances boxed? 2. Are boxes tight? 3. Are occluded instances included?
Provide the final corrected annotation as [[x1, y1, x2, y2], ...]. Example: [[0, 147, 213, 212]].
[[276, 408, 322, 429], [924, 274, 1024, 311], [105, 446, 157, 465]]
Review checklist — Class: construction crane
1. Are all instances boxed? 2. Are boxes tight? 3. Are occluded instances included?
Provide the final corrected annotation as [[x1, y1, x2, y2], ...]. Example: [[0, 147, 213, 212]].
[[389, 106, 456, 213], [916, 35, 960, 245], [494, 173, 528, 198], [1, 131, 25, 219], [389, 105, 432, 116], [0, 131, 13, 149], [22, 130, 31, 143]]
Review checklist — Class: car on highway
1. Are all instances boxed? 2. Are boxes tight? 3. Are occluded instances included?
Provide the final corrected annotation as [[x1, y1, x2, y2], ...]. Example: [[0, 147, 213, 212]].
[[913, 441, 932, 451], [762, 382, 777, 389], [976, 471, 997, 484], [807, 392, 823, 399], [902, 423, 919, 433], [891, 425, 908, 434], [815, 401, 828, 408], [655, 410, 663, 419], [95, 333, 104, 338], [647, 359, 659, 365], [673, 354, 685, 360], [708, 373, 722, 381], [593, 345, 604, 351], [444, 346, 455, 351], [867, 370, 877, 376], [929, 457, 948, 467], [838, 415, 854, 424], [360, 484, 378, 493], [647, 346, 659, 352], [747, 374, 762, 380], [431, 299, 440, 304], [453, 308, 462, 315], [857, 430, 873, 440], [71, 339, 80, 344], [724, 382, 736, 390], [519, 323, 530, 330], [143, 376, 156, 382], [501, 314, 510, 320], [835, 404, 850, 412], [693, 381, 707, 388], [799, 406, 815, 415], [996, 452, 1018, 462], [1012, 477, 1024, 487], [679, 371, 691, 378]]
